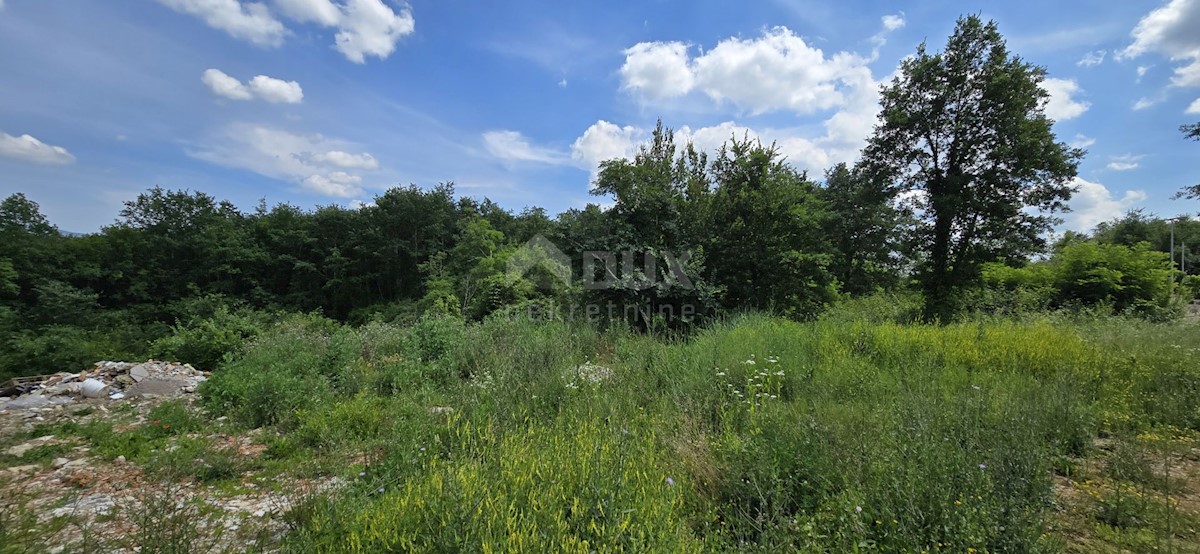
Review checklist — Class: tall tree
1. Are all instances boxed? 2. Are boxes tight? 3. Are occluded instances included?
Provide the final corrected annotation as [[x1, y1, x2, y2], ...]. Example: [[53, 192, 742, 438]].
[[820, 163, 904, 295], [860, 15, 1081, 322], [706, 138, 836, 318]]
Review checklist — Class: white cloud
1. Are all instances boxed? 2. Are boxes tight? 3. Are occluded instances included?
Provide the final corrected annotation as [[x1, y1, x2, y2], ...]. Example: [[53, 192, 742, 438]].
[[247, 74, 304, 103], [1188, 97, 1200, 113], [1077, 50, 1106, 67], [302, 171, 363, 197], [483, 130, 568, 165], [1067, 177, 1147, 231], [0, 132, 76, 165], [1133, 96, 1161, 110], [201, 69, 303, 103], [0, 0, 6, 11], [570, 121, 645, 184], [187, 123, 378, 197], [310, 150, 378, 169], [619, 26, 878, 116], [1120, 0, 1200, 87], [155, 0, 288, 47], [331, 0, 415, 63], [1042, 78, 1091, 120], [620, 42, 695, 101], [1069, 134, 1096, 149], [158, 0, 414, 62], [275, 0, 415, 63], [881, 14, 906, 31], [1137, 65, 1153, 81], [1106, 154, 1143, 171], [604, 21, 901, 177], [693, 27, 872, 115], [558, 78, 568, 88], [201, 69, 253, 100]]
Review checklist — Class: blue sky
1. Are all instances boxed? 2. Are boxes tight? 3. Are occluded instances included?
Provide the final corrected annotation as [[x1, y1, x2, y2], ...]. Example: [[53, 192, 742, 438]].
[[1, 0, 1198, 233]]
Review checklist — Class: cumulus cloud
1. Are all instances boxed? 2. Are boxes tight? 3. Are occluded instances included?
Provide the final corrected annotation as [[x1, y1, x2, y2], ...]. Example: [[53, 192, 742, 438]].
[[1106, 154, 1143, 171], [188, 123, 378, 197], [570, 121, 645, 184], [1042, 78, 1091, 120], [0, 132, 76, 165], [483, 131, 568, 165], [1188, 97, 1200, 113], [155, 0, 288, 47], [274, 0, 415, 63], [1120, 0, 1200, 87], [619, 26, 880, 116], [158, 0, 414, 62], [620, 42, 695, 101], [1077, 50, 1106, 67], [202, 69, 303, 103], [607, 19, 905, 179], [1067, 177, 1148, 231]]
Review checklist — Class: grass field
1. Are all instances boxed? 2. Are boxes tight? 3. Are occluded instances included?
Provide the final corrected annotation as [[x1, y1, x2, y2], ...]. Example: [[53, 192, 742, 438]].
[[3, 297, 1199, 552]]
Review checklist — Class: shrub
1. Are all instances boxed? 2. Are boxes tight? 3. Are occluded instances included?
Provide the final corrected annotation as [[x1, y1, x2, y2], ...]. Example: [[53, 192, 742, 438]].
[[199, 315, 339, 428], [150, 305, 270, 370]]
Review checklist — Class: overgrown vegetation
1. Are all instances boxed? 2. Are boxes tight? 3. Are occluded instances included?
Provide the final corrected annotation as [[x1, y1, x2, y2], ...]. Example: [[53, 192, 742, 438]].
[[2, 12, 1199, 552]]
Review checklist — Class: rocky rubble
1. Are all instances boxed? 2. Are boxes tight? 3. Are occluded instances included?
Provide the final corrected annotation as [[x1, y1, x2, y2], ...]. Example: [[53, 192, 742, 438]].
[[0, 361, 209, 411]]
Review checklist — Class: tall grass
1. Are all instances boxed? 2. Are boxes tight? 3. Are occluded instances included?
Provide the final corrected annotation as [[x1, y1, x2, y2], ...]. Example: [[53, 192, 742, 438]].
[[191, 305, 1199, 552]]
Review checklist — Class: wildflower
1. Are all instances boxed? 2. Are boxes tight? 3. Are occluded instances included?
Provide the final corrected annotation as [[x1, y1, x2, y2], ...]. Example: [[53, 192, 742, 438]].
[[420, 447, 426, 452], [358, 471, 366, 477], [774, 371, 784, 376], [666, 477, 675, 486], [716, 371, 726, 376], [744, 359, 756, 365], [978, 463, 986, 470], [971, 385, 980, 391], [855, 506, 862, 513], [377, 487, 385, 493]]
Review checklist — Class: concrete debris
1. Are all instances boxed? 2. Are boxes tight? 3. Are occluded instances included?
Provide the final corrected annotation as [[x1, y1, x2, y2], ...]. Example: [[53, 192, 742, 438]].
[[0, 360, 208, 411], [5, 435, 56, 457]]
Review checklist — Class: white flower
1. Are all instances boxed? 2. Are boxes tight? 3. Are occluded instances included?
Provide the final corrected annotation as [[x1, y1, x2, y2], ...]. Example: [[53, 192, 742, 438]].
[[716, 371, 726, 377]]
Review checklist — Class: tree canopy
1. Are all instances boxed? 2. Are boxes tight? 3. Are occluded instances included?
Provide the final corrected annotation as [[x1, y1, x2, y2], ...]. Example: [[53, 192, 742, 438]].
[[860, 15, 1081, 321]]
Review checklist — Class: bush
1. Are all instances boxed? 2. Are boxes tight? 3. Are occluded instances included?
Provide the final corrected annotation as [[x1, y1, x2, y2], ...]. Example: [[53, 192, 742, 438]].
[[199, 315, 340, 428], [150, 304, 270, 371]]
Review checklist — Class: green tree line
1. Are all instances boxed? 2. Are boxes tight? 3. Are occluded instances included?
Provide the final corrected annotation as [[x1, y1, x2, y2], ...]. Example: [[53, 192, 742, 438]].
[[1, 15, 1195, 379]]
